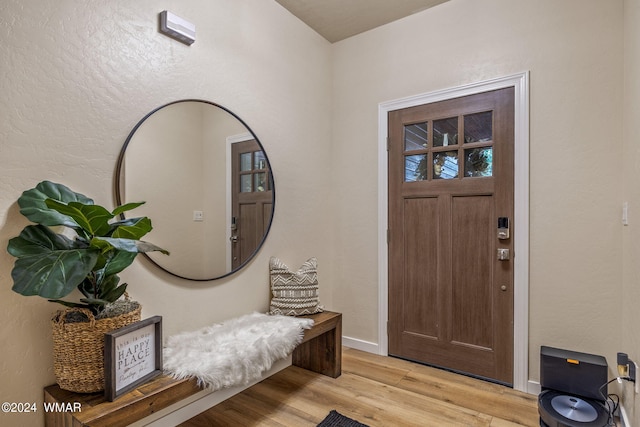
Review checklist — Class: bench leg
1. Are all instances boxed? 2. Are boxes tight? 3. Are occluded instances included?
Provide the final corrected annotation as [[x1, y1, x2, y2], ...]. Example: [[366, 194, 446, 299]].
[[292, 320, 342, 378]]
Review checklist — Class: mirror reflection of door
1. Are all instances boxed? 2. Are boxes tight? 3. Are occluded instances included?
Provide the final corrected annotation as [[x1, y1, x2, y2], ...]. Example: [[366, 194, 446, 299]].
[[230, 139, 273, 269]]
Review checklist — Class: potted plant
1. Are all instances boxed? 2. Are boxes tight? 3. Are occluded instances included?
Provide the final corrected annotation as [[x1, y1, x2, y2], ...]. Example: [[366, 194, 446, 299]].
[[7, 180, 168, 393]]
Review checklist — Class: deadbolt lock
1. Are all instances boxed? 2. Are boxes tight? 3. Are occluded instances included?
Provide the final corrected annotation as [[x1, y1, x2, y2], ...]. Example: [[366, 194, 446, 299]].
[[497, 248, 510, 260]]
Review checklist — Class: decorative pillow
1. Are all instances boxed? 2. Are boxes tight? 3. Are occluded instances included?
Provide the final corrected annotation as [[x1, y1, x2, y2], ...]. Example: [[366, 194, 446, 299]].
[[269, 257, 324, 316]]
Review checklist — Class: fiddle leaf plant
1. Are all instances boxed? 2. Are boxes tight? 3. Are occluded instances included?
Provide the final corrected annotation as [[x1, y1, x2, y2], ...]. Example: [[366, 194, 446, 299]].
[[7, 180, 169, 315]]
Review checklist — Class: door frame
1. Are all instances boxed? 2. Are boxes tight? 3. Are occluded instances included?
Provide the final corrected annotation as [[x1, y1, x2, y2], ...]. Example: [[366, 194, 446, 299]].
[[377, 72, 530, 392], [226, 132, 254, 271]]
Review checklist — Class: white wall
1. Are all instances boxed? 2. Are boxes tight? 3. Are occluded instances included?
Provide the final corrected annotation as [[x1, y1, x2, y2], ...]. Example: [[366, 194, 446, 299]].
[[0, 1, 332, 426], [331, 0, 624, 389]]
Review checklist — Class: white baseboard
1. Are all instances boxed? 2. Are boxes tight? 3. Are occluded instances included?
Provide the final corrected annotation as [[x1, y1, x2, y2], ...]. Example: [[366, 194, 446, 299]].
[[527, 380, 541, 396], [342, 336, 380, 354]]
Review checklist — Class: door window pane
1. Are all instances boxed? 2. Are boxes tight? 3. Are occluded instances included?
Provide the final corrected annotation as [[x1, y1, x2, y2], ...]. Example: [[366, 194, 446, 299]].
[[254, 151, 266, 169], [240, 174, 252, 192], [433, 151, 458, 179], [433, 117, 458, 147], [240, 153, 252, 171], [254, 172, 267, 192], [404, 122, 428, 151], [465, 148, 493, 177], [405, 154, 427, 182], [464, 111, 492, 143]]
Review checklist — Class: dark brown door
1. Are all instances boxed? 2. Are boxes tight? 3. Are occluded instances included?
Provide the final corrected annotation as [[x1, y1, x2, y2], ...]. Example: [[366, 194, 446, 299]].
[[231, 139, 273, 269], [388, 88, 515, 385]]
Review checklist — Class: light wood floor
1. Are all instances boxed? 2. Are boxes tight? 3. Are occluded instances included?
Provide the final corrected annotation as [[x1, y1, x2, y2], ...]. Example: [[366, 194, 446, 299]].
[[179, 348, 539, 426]]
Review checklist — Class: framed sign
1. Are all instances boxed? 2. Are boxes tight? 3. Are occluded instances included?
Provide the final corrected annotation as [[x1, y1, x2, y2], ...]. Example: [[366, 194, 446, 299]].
[[104, 316, 163, 401]]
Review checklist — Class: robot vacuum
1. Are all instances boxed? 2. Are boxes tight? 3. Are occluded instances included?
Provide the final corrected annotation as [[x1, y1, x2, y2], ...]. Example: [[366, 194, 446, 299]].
[[538, 346, 610, 427]]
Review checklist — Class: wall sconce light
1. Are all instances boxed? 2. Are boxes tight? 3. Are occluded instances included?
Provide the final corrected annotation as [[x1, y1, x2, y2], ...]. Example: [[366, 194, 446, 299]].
[[159, 11, 196, 45]]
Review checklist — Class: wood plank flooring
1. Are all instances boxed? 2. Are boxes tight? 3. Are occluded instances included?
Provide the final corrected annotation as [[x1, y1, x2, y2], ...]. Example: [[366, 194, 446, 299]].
[[179, 348, 539, 426]]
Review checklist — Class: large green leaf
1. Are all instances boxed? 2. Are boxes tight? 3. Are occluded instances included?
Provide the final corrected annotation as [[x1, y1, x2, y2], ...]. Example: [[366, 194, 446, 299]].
[[78, 273, 126, 302], [45, 200, 113, 236], [111, 217, 152, 240], [7, 225, 79, 257], [96, 274, 121, 296], [112, 201, 145, 217], [97, 250, 137, 278], [11, 248, 100, 299], [93, 236, 169, 255], [101, 284, 127, 303], [97, 275, 128, 302], [18, 181, 93, 227]]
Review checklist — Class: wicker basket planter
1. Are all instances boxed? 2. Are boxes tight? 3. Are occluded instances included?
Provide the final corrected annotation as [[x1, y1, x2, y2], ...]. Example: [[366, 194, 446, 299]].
[[51, 304, 141, 393]]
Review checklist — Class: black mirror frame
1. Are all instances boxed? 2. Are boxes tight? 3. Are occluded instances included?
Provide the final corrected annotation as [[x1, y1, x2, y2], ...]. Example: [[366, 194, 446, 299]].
[[114, 99, 276, 281]]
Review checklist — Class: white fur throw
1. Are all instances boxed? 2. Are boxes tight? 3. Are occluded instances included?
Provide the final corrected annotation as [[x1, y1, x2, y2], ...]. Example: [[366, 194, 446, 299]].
[[163, 312, 314, 390]]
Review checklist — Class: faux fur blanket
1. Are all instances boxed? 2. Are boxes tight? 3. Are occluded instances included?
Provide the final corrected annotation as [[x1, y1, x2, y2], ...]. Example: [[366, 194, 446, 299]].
[[163, 312, 314, 390]]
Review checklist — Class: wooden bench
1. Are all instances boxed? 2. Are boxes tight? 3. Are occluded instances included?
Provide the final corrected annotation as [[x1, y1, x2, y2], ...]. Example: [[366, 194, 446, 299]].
[[44, 311, 342, 427]]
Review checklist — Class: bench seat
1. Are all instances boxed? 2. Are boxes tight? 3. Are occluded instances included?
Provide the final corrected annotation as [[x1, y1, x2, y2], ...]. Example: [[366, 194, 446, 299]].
[[44, 311, 342, 427]]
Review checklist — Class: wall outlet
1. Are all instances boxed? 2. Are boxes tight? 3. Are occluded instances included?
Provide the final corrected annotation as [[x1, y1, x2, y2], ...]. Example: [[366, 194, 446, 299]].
[[193, 210, 204, 222]]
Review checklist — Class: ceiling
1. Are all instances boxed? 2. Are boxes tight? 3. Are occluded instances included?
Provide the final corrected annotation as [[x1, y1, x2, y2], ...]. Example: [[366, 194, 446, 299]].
[[274, 0, 449, 43]]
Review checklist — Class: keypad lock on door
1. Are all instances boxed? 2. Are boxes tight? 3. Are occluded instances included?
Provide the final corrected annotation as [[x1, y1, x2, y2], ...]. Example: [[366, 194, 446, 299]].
[[498, 217, 510, 240]]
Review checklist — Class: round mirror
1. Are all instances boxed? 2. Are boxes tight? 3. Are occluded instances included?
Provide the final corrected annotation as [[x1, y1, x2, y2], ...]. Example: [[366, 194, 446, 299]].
[[115, 100, 275, 281]]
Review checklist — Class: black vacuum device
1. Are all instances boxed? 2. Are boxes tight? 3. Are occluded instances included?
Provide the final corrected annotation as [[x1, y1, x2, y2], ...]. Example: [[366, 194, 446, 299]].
[[538, 346, 610, 427]]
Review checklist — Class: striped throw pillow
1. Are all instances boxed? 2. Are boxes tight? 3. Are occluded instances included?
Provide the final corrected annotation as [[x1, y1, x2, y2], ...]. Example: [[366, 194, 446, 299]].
[[269, 257, 323, 316]]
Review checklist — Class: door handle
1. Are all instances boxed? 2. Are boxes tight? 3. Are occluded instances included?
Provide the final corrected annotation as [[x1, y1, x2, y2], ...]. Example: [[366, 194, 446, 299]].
[[230, 235, 238, 243]]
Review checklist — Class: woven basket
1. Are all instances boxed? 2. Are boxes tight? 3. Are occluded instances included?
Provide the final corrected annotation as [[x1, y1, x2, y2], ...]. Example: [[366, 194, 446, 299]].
[[51, 304, 141, 393]]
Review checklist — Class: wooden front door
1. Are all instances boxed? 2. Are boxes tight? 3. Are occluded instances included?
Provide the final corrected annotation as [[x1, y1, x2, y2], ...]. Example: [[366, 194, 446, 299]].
[[231, 139, 273, 269], [388, 87, 515, 385]]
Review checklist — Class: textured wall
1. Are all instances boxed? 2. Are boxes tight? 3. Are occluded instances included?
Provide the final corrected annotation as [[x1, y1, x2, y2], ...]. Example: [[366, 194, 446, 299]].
[[0, 1, 331, 426]]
